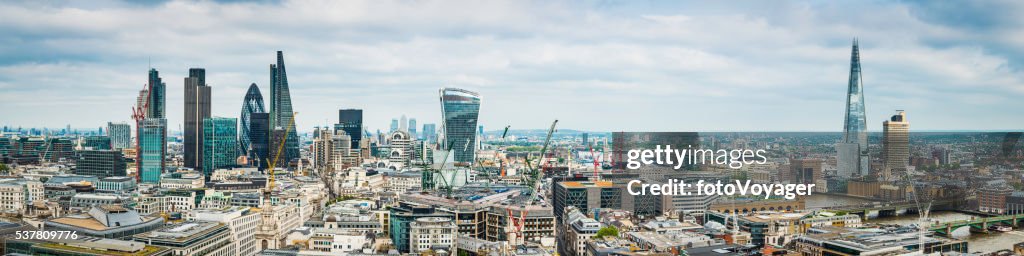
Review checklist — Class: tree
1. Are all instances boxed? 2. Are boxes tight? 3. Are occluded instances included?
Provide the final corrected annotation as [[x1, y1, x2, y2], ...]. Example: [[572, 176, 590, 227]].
[[594, 226, 618, 239], [0, 163, 8, 174]]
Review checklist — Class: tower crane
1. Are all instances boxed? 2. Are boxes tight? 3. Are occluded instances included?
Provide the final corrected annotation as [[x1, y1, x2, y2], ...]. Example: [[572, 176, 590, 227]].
[[265, 112, 298, 198], [131, 83, 151, 182]]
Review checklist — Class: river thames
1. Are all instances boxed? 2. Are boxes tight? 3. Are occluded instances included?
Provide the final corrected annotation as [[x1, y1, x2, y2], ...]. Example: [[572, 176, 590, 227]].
[[805, 194, 1024, 253]]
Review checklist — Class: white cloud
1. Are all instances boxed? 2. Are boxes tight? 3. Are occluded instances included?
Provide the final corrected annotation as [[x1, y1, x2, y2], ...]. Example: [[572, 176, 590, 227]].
[[0, 0, 1022, 132]]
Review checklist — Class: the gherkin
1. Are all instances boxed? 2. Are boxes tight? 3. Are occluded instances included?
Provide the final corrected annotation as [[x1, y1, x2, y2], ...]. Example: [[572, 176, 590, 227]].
[[239, 83, 265, 159]]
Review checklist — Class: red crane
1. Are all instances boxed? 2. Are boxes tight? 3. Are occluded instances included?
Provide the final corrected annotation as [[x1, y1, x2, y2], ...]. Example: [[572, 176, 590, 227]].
[[131, 83, 151, 183]]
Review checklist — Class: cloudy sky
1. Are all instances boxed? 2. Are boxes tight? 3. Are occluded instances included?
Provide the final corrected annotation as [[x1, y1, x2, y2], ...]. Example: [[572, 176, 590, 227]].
[[1, 0, 1022, 133]]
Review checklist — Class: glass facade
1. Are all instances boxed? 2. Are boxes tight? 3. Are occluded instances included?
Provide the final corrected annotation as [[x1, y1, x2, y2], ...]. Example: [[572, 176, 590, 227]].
[[439, 88, 481, 163], [240, 83, 266, 158], [147, 69, 165, 118], [138, 118, 166, 183], [75, 149, 126, 178], [249, 113, 270, 170], [838, 39, 870, 177], [203, 117, 238, 178], [336, 109, 363, 149], [269, 51, 299, 164]]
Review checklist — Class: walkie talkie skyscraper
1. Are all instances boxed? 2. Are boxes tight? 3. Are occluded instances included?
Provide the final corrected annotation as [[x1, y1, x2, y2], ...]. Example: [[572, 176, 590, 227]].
[[440, 88, 481, 164]]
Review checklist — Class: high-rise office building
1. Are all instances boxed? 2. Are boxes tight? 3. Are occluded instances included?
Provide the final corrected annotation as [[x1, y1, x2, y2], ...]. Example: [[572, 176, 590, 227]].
[[147, 68, 166, 118], [75, 150, 127, 178], [836, 39, 869, 178], [400, 115, 408, 132], [269, 51, 299, 164], [312, 128, 333, 170], [408, 118, 417, 139], [422, 124, 436, 143], [336, 109, 362, 149], [203, 117, 238, 179], [138, 118, 166, 183], [184, 68, 212, 171], [107, 122, 131, 150], [249, 113, 270, 170], [240, 83, 266, 159], [882, 111, 910, 180], [390, 119, 399, 133], [439, 88, 481, 163]]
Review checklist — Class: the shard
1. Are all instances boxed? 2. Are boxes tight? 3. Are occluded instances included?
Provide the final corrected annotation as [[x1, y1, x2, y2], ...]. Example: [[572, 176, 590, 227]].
[[837, 39, 869, 178], [270, 51, 299, 164]]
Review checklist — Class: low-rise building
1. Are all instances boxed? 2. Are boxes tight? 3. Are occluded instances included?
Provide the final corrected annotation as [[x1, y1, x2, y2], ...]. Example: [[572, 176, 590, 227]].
[[191, 206, 261, 256], [409, 217, 456, 255], [134, 221, 236, 256], [45, 204, 164, 239]]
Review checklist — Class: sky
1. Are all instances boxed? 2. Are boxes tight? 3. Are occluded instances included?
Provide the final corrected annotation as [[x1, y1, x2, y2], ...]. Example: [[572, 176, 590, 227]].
[[1, 0, 1022, 133]]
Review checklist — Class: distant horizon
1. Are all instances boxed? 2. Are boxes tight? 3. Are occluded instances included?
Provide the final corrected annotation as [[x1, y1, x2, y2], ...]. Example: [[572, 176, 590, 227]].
[[4, 126, 1022, 136]]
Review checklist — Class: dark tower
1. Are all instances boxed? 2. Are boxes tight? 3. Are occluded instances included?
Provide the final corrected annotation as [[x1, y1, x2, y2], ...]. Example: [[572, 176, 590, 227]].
[[336, 109, 363, 149], [184, 68, 211, 170]]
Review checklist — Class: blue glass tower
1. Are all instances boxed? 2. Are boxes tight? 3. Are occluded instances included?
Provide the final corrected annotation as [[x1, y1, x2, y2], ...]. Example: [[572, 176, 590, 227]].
[[147, 68, 165, 118], [240, 83, 266, 159], [138, 118, 166, 183], [203, 117, 238, 179], [439, 88, 481, 163], [837, 39, 869, 178]]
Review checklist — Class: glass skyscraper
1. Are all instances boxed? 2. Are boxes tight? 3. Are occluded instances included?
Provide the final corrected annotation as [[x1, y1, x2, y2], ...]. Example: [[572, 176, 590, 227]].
[[249, 112, 270, 170], [269, 51, 299, 164], [202, 117, 238, 179], [240, 83, 266, 159], [439, 88, 481, 163], [336, 109, 362, 149], [837, 39, 869, 178], [422, 123, 436, 143], [138, 118, 166, 183], [147, 68, 165, 118]]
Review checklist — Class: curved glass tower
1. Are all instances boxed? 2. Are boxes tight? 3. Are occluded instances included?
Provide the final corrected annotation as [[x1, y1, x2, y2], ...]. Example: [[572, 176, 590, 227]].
[[837, 39, 869, 178], [239, 83, 266, 159], [439, 88, 481, 164]]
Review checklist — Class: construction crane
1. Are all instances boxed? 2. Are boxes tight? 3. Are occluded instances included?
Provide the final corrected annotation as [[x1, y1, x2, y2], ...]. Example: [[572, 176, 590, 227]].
[[424, 142, 457, 198], [131, 83, 151, 182], [475, 125, 511, 190], [505, 121, 555, 252], [265, 112, 298, 196], [522, 120, 557, 201]]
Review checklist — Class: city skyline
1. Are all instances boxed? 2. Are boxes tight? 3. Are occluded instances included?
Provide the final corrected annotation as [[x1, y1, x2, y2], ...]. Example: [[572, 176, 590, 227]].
[[1, 1, 1024, 132]]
